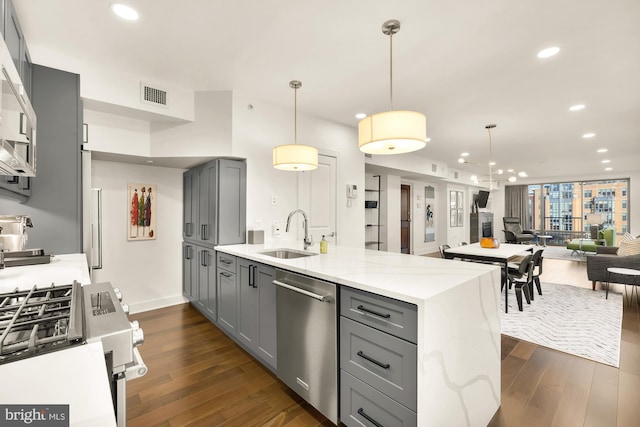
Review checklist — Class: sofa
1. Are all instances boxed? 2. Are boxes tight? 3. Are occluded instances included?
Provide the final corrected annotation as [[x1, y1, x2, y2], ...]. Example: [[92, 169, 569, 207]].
[[566, 228, 616, 254], [586, 235, 640, 290]]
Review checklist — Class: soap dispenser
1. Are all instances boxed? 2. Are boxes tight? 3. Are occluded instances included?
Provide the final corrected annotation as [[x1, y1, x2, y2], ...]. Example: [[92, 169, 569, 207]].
[[320, 235, 327, 254]]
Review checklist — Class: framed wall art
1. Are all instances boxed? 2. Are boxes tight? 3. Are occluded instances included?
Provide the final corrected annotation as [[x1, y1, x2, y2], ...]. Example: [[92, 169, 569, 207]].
[[128, 183, 157, 240]]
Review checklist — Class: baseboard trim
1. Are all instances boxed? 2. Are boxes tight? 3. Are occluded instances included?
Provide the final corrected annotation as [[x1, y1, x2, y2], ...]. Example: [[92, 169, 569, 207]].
[[130, 295, 188, 314]]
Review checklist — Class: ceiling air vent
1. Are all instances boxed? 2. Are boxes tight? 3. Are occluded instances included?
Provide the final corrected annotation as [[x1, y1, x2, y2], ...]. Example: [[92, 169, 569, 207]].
[[140, 82, 167, 107]]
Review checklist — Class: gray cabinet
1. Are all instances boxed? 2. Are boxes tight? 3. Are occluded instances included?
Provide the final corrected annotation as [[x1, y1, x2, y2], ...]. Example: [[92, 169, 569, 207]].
[[183, 158, 246, 247], [0, 65, 81, 253], [196, 246, 216, 320], [182, 243, 196, 302], [4, 0, 30, 98], [339, 286, 418, 427], [237, 258, 277, 369], [217, 252, 238, 336]]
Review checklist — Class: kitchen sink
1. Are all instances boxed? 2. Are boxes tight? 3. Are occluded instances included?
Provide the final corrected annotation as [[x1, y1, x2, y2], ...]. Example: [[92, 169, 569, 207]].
[[258, 248, 317, 259]]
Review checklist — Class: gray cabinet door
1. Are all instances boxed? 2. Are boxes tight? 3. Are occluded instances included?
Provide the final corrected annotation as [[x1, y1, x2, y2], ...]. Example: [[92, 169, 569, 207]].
[[197, 163, 216, 244], [236, 258, 276, 369], [217, 159, 246, 245], [256, 264, 276, 369], [4, 0, 23, 76], [182, 243, 196, 301], [196, 247, 215, 321], [237, 258, 259, 349], [217, 263, 238, 336], [183, 169, 198, 239]]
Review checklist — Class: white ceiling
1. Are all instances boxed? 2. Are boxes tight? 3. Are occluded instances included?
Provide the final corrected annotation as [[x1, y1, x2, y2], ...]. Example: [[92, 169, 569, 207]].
[[14, 0, 640, 181]]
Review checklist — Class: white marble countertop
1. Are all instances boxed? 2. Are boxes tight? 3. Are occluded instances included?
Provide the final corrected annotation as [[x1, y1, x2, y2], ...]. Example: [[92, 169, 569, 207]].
[[215, 243, 499, 305], [0, 342, 117, 427], [0, 253, 91, 293]]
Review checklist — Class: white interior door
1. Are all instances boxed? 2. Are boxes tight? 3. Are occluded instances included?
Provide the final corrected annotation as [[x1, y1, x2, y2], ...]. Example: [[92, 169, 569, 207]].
[[297, 154, 337, 245]]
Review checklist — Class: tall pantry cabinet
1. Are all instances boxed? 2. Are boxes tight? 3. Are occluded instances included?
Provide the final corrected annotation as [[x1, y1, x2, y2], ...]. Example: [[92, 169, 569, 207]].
[[182, 158, 246, 322]]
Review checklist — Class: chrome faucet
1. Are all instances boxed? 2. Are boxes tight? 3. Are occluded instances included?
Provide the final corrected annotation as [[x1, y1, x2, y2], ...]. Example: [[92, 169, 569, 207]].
[[286, 209, 313, 249]]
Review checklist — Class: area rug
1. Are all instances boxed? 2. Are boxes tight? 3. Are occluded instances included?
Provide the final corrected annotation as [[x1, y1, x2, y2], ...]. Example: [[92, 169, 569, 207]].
[[540, 245, 594, 262], [500, 282, 622, 367]]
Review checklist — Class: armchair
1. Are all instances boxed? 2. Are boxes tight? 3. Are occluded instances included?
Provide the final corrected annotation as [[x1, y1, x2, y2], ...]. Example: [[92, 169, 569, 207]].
[[587, 246, 640, 290], [502, 217, 535, 244]]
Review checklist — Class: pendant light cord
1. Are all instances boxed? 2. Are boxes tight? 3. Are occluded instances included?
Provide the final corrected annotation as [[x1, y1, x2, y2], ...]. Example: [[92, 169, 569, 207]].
[[389, 32, 394, 111], [293, 86, 297, 145]]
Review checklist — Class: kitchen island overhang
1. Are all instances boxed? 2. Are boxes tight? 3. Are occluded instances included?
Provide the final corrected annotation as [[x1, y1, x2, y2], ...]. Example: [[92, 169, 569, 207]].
[[215, 243, 501, 427]]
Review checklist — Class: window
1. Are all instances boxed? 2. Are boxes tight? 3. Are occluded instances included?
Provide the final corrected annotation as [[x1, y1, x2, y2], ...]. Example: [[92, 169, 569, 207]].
[[526, 179, 629, 239], [450, 190, 464, 227]]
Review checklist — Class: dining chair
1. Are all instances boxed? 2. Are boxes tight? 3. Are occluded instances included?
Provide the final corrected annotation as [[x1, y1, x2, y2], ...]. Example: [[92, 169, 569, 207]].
[[506, 254, 534, 311], [439, 244, 451, 258], [529, 249, 544, 299]]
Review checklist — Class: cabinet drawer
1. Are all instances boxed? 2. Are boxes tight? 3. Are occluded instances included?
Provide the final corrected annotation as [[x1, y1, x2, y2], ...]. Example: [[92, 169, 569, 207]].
[[340, 317, 417, 411], [340, 370, 416, 427], [216, 252, 236, 273], [341, 287, 417, 343]]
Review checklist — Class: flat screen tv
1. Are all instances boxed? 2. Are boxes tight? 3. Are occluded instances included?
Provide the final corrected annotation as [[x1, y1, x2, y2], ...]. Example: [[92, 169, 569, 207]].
[[476, 190, 490, 209]]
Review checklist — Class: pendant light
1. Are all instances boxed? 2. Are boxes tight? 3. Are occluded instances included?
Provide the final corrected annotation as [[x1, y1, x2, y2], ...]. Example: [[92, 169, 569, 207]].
[[273, 80, 318, 171], [358, 20, 427, 155]]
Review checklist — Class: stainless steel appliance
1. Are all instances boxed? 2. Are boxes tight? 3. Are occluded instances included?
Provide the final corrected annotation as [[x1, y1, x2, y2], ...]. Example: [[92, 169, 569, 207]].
[[273, 270, 338, 424], [0, 281, 146, 427], [0, 215, 33, 252]]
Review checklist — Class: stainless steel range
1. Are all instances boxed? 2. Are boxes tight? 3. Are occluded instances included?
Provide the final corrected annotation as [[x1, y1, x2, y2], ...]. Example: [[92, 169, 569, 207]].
[[0, 281, 146, 427]]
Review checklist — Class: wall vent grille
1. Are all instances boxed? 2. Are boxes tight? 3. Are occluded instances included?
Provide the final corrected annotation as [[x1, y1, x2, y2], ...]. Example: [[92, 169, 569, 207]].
[[432, 164, 437, 173], [364, 153, 372, 158], [454, 171, 459, 179], [140, 82, 168, 107]]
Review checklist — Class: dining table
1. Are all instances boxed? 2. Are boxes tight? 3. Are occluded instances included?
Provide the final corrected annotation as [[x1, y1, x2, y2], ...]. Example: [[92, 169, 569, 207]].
[[444, 242, 535, 313]]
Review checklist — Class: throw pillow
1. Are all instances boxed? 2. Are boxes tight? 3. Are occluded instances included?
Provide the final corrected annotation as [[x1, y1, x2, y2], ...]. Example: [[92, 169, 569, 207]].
[[617, 237, 640, 257], [620, 232, 635, 243]]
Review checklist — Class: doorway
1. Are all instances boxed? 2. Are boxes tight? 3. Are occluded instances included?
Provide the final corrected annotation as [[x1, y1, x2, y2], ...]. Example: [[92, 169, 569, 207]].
[[401, 184, 411, 254]]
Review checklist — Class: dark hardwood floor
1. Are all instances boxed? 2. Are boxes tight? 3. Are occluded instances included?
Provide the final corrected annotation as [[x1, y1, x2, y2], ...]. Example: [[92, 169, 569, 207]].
[[128, 257, 640, 426]]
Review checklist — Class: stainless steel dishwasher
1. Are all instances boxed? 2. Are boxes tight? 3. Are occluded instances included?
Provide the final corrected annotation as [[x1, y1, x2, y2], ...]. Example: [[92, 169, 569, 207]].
[[273, 269, 337, 424]]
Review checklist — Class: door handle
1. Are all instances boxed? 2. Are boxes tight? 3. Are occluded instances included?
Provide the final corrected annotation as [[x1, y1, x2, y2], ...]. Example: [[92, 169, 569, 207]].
[[248, 264, 254, 287], [252, 265, 258, 288], [327, 231, 336, 238], [201, 224, 209, 240], [272, 280, 331, 302]]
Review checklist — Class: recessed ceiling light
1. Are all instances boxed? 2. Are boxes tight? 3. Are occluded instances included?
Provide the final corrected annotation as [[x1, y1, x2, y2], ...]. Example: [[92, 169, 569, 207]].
[[426, 138, 431, 142], [569, 104, 586, 111], [460, 152, 469, 157], [146, 160, 154, 164], [604, 167, 612, 171], [597, 148, 608, 153], [601, 159, 610, 164], [518, 171, 528, 178], [582, 132, 596, 138], [110, 3, 139, 21], [507, 169, 514, 173], [488, 161, 496, 166], [355, 113, 367, 119], [537, 47, 560, 58]]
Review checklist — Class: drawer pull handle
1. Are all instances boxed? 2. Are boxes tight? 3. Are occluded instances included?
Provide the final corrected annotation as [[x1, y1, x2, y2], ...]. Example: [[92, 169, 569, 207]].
[[220, 272, 231, 278], [221, 259, 232, 264], [357, 351, 390, 369], [357, 408, 384, 427], [357, 305, 391, 319]]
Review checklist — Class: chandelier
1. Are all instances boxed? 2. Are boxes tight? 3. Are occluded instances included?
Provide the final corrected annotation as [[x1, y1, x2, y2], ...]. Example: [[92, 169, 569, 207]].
[[457, 124, 526, 189]]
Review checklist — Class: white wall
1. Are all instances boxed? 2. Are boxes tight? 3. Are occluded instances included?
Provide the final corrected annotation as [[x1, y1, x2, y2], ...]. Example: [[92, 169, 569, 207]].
[[150, 91, 233, 157], [29, 45, 195, 122], [230, 92, 364, 248], [401, 177, 443, 256], [384, 175, 402, 252], [90, 160, 185, 313], [84, 110, 151, 156]]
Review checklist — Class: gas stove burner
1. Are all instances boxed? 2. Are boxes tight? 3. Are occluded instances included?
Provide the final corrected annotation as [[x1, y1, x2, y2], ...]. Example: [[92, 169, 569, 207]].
[[0, 282, 84, 364]]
